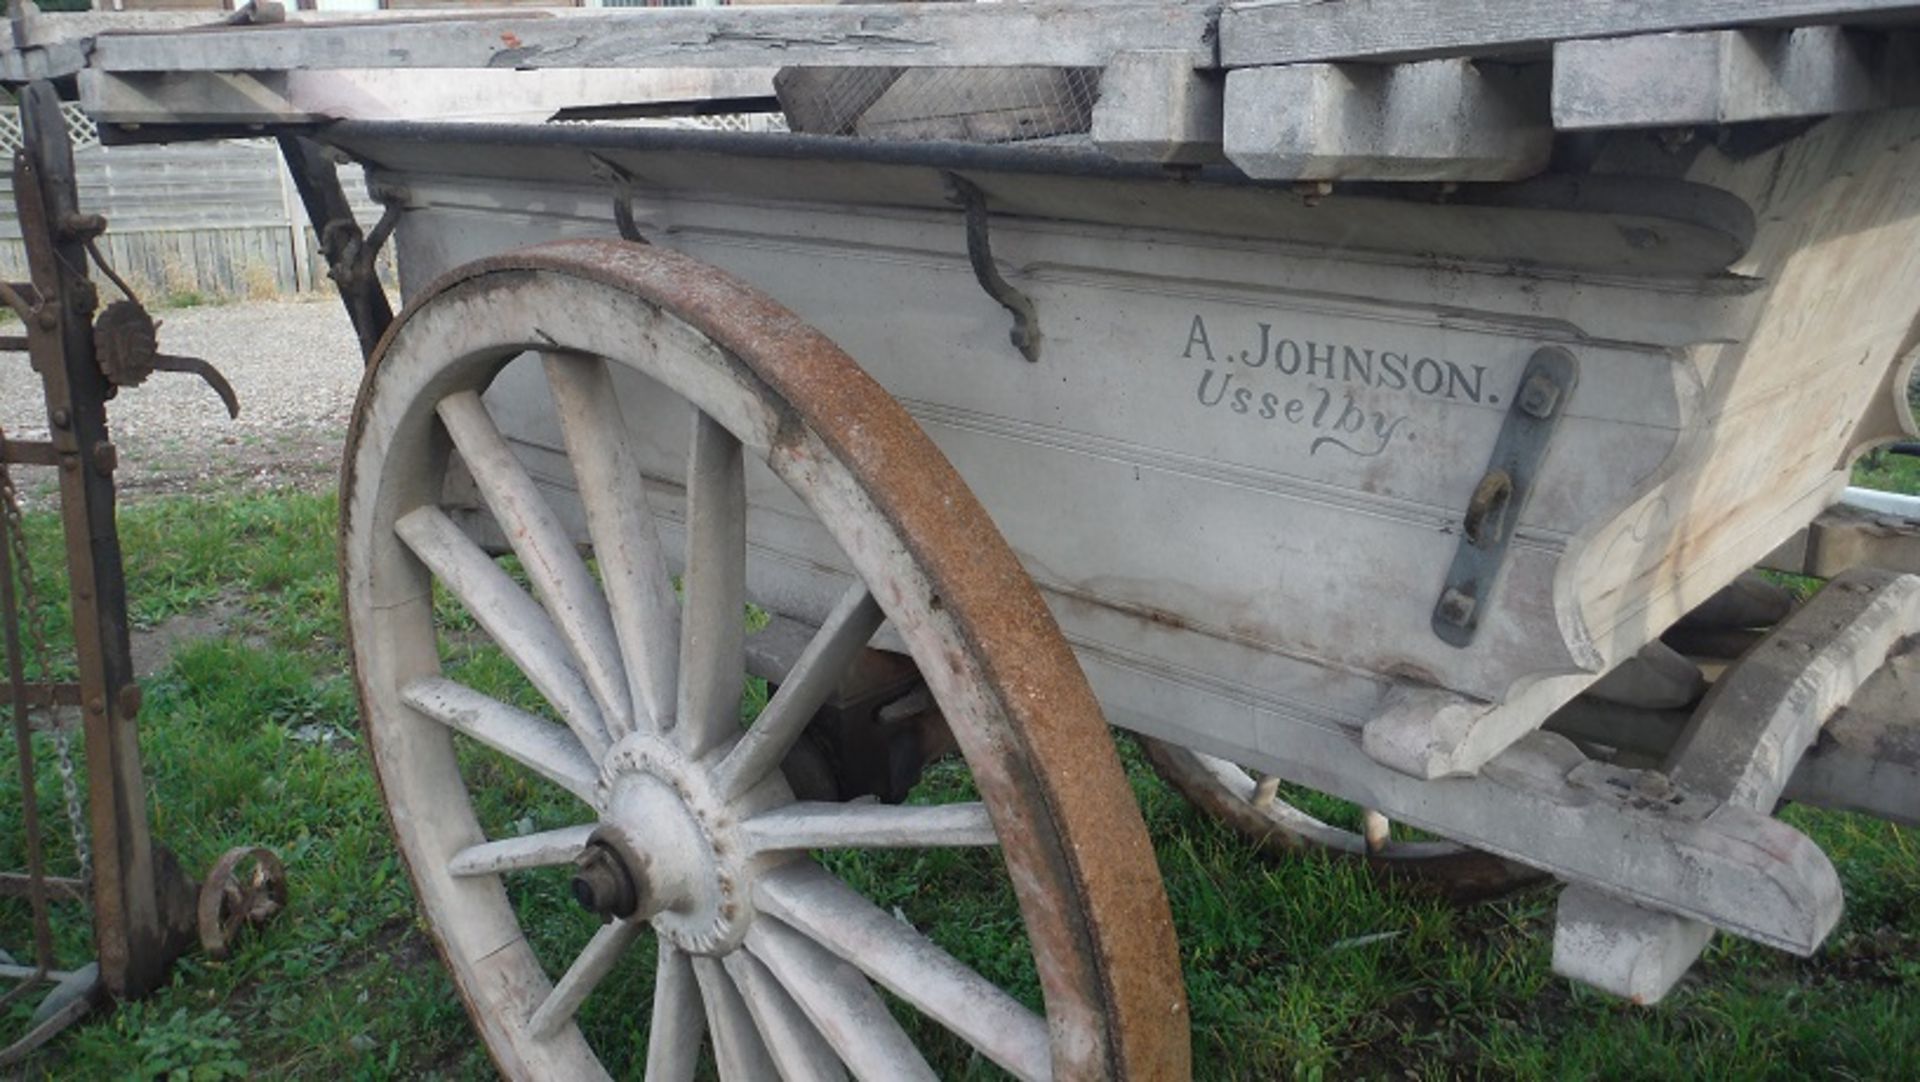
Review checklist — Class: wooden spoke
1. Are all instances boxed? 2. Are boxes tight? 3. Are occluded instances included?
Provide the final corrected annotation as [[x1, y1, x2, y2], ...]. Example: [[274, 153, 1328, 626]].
[[395, 505, 610, 758], [544, 353, 682, 734], [438, 389, 634, 735], [756, 864, 1049, 1082], [435, 391, 634, 733], [399, 677, 598, 804], [448, 824, 596, 878], [742, 802, 996, 852], [745, 919, 937, 1082], [692, 956, 778, 1079], [676, 411, 748, 760], [722, 951, 847, 1082], [527, 919, 644, 1039], [646, 943, 706, 1082], [714, 583, 884, 798]]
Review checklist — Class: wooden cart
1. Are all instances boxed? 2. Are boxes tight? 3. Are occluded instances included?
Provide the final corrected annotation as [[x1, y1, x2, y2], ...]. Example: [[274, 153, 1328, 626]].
[[10, 1, 1920, 1076]]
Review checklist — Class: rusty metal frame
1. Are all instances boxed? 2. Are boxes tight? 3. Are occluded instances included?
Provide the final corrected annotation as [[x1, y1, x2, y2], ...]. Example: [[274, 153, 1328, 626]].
[[0, 81, 198, 1065]]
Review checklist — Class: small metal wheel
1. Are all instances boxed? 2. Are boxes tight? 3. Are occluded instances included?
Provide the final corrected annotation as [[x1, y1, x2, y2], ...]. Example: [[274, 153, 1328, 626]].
[[1140, 739, 1541, 900], [196, 846, 288, 960], [342, 240, 1187, 1080]]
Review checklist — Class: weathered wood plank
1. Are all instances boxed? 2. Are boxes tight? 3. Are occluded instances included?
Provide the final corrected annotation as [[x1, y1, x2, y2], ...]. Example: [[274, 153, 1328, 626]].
[[1761, 503, 1920, 577], [1554, 569, 1920, 1003], [1223, 58, 1550, 181], [89, 5, 1216, 73], [1553, 27, 1915, 129], [81, 67, 780, 127], [1784, 639, 1920, 826], [1091, 49, 1225, 164], [1219, 0, 1920, 68]]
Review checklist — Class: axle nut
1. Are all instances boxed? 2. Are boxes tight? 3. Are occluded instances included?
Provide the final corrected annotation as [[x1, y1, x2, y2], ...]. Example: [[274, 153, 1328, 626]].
[[571, 840, 642, 921]]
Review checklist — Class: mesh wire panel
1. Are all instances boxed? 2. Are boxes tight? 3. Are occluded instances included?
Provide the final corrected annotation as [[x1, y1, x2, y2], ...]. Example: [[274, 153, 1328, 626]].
[[774, 66, 1102, 145]]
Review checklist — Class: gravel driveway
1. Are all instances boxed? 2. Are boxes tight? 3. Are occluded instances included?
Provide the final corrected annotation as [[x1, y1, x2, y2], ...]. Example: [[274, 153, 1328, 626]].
[[0, 297, 365, 500]]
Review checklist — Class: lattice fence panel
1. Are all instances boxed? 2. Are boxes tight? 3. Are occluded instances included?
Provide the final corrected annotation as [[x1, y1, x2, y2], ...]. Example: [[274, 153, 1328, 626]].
[[0, 104, 101, 156]]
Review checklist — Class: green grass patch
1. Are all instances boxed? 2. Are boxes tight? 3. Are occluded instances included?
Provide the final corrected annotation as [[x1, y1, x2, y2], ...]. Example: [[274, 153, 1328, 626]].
[[0, 485, 1915, 1078]]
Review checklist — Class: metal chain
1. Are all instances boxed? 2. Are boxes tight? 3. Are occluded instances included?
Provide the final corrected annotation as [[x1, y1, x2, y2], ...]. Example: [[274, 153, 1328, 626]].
[[0, 430, 91, 880]]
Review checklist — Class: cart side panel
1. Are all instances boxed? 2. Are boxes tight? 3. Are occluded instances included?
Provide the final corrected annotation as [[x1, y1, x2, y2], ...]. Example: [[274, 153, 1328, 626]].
[[390, 174, 1702, 712]]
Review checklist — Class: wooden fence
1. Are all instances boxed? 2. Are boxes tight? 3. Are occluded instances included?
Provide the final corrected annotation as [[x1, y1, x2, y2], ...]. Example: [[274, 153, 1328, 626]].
[[0, 103, 382, 300]]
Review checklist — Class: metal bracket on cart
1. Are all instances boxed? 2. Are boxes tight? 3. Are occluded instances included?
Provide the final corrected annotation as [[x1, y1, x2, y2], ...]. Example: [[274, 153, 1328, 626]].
[[587, 153, 651, 245], [276, 135, 395, 361], [944, 173, 1041, 363], [1431, 346, 1577, 646]]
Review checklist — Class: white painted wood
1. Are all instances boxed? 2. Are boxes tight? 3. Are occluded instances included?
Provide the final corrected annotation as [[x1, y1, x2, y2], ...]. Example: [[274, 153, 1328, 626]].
[[714, 583, 882, 798], [743, 802, 997, 851], [1553, 27, 1910, 130], [1091, 50, 1226, 165], [744, 919, 940, 1082], [88, 4, 1215, 73], [1784, 639, 1920, 826], [1552, 887, 1716, 1005], [544, 352, 682, 736], [692, 957, 781, 1080], [756, 864, 1052, 1082], [722, 952, 848, 1082], [438, 390, 634, 737], [529, 920, 644, 1039], [448, 824, 596, 878], [646, 944, 706, 1082], [677, 412, 749, 760], [1224, 59, 1551, 181], [1552, 570, 1920, 1001], [394, 505, 611, 758], [398, 677, 600, 804], [1219, 0, 1920, 68], [1673, 570, 1920, 809], [1586, 642, 1705, 711]]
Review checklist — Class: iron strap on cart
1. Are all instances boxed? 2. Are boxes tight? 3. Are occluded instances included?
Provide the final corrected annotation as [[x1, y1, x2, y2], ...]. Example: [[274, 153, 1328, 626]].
[[7, 0, 1920, 1077]]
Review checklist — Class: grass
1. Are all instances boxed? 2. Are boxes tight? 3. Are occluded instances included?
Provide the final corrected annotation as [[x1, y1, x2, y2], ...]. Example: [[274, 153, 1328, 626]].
[[0, 474, 1915, 1079]]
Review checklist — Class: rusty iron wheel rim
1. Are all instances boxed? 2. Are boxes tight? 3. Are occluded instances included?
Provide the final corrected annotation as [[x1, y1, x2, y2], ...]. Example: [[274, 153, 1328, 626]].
[[341, 239, 1189, 1080], [1140, 737, 1544, 902]]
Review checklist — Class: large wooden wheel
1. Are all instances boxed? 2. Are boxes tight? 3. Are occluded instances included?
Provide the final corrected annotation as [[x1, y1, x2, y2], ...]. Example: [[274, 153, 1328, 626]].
[[342, 240, 1188, 1080], [1140, 739, 1541, 901]]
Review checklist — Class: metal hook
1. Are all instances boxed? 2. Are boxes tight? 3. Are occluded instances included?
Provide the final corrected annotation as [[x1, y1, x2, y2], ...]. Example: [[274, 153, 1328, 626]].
[[944, 173, 1040, 363]]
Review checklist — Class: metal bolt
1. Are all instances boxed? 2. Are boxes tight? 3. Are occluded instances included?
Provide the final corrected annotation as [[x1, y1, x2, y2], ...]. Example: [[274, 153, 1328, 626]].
[[35, 308, 57, 331], [571, 840, 641, 921], [1632, 771, 1673, 800], [49, 409, 69, 429], [1435, 586, 1477, 628], [1516, 373, 1562, 419]]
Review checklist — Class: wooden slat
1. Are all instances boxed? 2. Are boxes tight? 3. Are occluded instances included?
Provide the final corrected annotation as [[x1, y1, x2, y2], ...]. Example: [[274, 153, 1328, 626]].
[[1553, 27, 1914, 129], [80, 67, 781, 127], [1223, 58, 1550, 181], [1220, 0, 1920, 68], [90, 4, 1217, 73], [1090, 49, 1226, 165]]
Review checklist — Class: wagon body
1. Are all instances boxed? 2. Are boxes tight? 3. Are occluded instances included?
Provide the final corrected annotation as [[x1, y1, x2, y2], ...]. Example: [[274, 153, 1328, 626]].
[[14, 1, 1920, 1071], [343, 104, 1918, 793]]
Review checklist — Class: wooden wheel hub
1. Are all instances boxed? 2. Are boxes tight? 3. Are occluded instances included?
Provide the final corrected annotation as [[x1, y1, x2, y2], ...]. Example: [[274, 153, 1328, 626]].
[[591, 732, 758, 954]]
